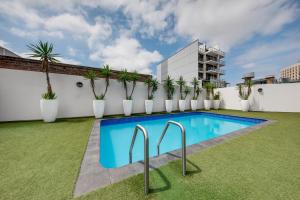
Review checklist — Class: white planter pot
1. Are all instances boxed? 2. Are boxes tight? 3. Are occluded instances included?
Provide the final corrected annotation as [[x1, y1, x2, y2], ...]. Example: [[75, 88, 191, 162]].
[[145, 100, 153, 114], [123, 100, 133, 116], [93, 100, 105, 118], [40, 99, 58, 122], [191, 100, 198, 111], [165, 100, 173, 113], [213, 100, 220, 110], [204, 100, 211, 110], [241, 100, 250, 112], [179, 100, 186, 112]]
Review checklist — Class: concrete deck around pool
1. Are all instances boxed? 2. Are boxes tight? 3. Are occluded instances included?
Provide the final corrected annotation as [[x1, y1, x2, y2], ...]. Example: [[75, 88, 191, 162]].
[[73, 115, 274, 197]]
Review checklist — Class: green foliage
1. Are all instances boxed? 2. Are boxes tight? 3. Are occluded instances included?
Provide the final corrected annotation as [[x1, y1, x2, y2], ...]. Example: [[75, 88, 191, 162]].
[[238, 80, 252, 100], [27, 41, 59, 63], [176, 76, 186, 100], [118, 69, 132, 100], [84, 70, 100, 99], [195, 86, 202, 99], [163, 75, 175, 100], [183, 86, 191, 99], [191, 77, 200, 100], [204, 82, 214, 100], [145, 78, 159, 100], [84, 65, 111, 100], [27, 41, 59, 97], [99, 65, 112, 99], [129, 70, 140, 100], [42, 91, 57, 100], [84, 70, 98, 80], [213, 91, 220, 100]]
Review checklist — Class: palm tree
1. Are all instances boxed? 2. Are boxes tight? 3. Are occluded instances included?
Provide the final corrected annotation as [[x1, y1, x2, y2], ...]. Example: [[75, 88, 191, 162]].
[[129, 70, 140, 100], [118, 69, 132, 100], [238, 79, 252, 100], [195, 87, 201, 99], [150, 79, 159, 99], [191, 77, 199, 100], [176, 76, 186, 100], [84, 70, 100, 99], [183, 86, 191, 99], [163, 75, 175, 100], [145, 78, 159, 100], [204, 82, 214, 100], [99, 64, 112, 99], [27, 41, 59, 99]]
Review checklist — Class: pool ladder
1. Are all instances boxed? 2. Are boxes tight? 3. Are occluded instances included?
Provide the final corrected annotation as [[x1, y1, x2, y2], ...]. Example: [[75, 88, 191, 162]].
[[129, 120, 186, 195]]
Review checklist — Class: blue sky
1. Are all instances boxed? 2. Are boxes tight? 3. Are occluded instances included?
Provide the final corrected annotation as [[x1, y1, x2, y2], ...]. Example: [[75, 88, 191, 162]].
[[0, 0, 299, 85]]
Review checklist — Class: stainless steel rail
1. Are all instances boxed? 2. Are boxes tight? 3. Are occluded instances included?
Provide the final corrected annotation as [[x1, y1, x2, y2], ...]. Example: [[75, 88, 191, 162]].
[[129, 124, 149, 195], [157, 120, 186, 176]]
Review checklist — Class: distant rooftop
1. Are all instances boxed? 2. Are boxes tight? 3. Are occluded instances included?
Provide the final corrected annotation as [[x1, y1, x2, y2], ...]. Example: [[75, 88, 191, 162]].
[[0, 46, 19, 58]]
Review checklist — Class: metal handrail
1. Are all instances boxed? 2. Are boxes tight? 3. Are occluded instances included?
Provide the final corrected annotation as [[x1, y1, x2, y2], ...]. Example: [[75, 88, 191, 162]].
[[129, 124, 149, 195], [157, 120, 186, 176]]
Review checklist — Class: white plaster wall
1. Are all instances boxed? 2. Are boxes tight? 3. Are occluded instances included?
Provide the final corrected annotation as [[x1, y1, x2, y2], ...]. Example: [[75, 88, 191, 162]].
[[0, 69, 205, 121], [167, 41, 199, 85], [217, 84, 300, 112]]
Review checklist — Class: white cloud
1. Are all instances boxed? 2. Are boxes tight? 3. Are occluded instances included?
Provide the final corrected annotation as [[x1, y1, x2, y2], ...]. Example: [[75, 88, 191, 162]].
[[10, 27, 64, 39], [0, 39, 8, 48], [67, 47, 77, 57], [90, 36, 162, 74], [235, 30, 300, 67], [0, 1, 43, 28], [174, 0, 299, 50], [17, 51, 81, 65], [45, 14, 112, 46], [0, 1, 112, 48], [57, 57, 81, 65], [233, 29, 300, 76]]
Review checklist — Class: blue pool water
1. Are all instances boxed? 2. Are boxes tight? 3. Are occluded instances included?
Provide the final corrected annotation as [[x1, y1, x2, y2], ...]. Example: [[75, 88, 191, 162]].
[[100, 112, 265, 168]]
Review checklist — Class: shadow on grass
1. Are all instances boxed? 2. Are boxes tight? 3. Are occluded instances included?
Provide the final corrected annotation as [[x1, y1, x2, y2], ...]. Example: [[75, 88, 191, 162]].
[[149, 167, 171, 194], [167, 152, 202, 176]]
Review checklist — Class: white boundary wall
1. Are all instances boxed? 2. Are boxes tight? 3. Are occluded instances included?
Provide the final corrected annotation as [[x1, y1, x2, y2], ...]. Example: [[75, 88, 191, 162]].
[[1, 69, 299, 122], [0, 69, 206, 121], [217, 84, 300, 112]]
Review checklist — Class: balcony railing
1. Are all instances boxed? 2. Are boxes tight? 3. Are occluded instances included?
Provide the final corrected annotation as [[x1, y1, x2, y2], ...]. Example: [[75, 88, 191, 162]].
[[206, 68, 225, 75], [208, 47, 225, 56], [219, 60, 225, 66]]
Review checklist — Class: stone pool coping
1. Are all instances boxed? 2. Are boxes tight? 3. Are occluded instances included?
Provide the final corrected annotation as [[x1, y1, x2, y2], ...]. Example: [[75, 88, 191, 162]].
[[73, 114, 274, 197]]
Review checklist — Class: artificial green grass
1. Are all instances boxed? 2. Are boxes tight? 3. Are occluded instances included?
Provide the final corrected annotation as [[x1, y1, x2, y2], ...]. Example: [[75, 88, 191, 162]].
[[1, 111, 300, 200], [0, 118, 94, 200]]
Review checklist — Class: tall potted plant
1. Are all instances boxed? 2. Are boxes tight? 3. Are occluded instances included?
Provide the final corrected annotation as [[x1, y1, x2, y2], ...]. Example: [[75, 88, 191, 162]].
[[28, 41, 59, 122], [84, 65, 111, 118], [213, 91, 221, 109], [182, 86, 191, 111], [204, 82, 213, 110], [144, 78, 159, 114], [191, 77, 201, 111], [163, 75, 175, 113], [238, 80, 252, 111], [118, 69, 133, 116], [176, 76, 186, 112]]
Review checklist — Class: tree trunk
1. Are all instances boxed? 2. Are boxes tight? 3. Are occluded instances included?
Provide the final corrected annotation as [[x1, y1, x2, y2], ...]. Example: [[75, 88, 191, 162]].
[[103, 78, 109, 98], [44, 59, 52, 94], [129, 81, 136, 99], [124, 81, 128, 99], [90, 79, 97, 99]]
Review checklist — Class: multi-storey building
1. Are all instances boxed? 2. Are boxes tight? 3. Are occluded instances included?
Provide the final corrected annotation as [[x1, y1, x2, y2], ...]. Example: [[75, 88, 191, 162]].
[[280, 62, 300, 81], [157, 39, 226, 87]]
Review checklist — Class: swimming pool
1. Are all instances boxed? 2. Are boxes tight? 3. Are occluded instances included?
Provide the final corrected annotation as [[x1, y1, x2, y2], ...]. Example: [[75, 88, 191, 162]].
[[100, 112, 265, 168]]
